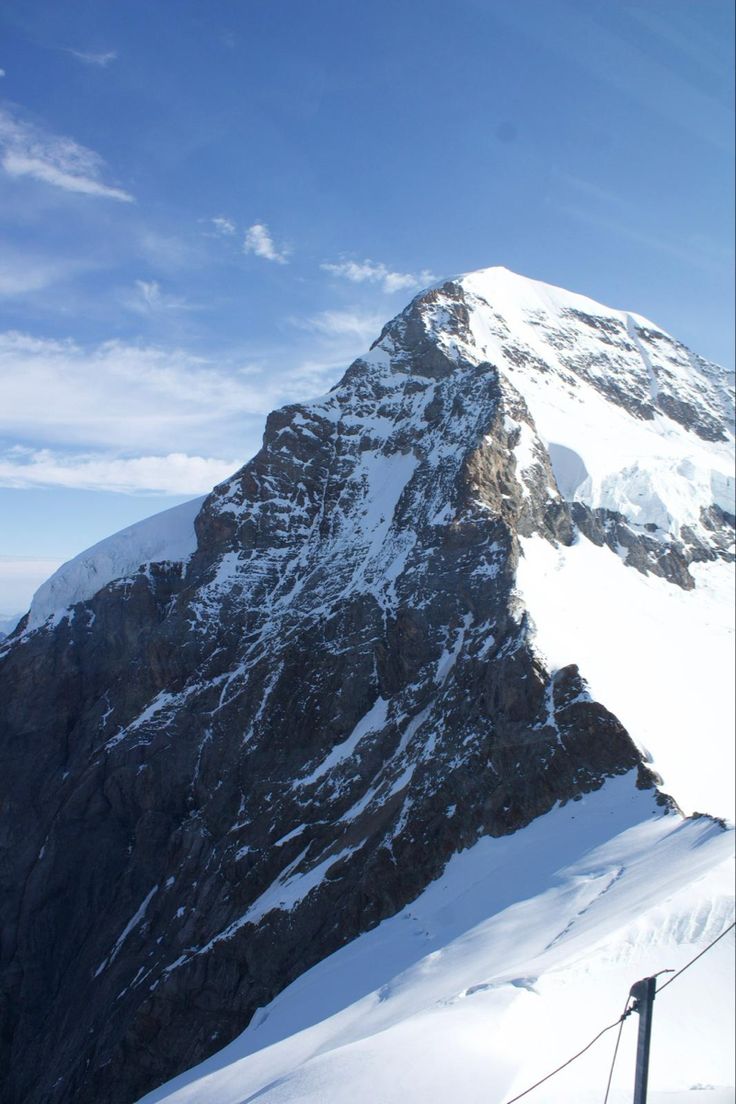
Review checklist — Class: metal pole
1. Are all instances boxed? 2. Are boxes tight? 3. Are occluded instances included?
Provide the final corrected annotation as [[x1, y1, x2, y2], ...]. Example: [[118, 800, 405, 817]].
[[630, 976, 657, 1104]]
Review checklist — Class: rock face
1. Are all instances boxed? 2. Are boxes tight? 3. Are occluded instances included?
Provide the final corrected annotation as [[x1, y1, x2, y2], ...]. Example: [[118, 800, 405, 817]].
[[0, 268, 732, 1104]]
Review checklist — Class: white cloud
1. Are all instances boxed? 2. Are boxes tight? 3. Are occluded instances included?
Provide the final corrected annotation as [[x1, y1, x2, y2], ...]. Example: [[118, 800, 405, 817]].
[[0, 105, 133, 202], [0, 69, 5, 79], [0, 447, 237, 495], [125, 279, 192, 314], [0, 307, 365, 497], [0, 329, 346, 475], [297, 308, 385, 345], [211, 216, 236, 236], [66, 49, 117, 68], [243, 222, 289, 263], [321, 258, 435, 294], [0, 252, 84, 296], [321, 259, 385, 284], [0, 331, 261, 454]]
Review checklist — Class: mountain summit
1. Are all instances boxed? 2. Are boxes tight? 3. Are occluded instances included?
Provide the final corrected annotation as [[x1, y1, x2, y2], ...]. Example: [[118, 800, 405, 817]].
[[1, 268, 733, 1104]]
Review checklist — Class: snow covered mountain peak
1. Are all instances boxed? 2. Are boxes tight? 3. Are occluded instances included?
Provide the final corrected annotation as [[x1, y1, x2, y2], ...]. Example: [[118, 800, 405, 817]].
[[1, 268, 733, 1104], [19, 266, 733, 635], [198, 264, 733, 588], [380, 264, 733, 441], [358, 266, 734, 545]]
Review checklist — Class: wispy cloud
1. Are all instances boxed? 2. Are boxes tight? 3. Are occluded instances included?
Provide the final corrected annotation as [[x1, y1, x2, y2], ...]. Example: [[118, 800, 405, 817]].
[[0, 105, 133, 202], [493, 3, 732, 154], [0, 329, 347, 477], [0, 305, 408, 495], [124, 279, 193, 314], [243, 222, 289, 263], [321, 257, 435, 294], [0, 252, 85, 296], [554, 171, 626, 209], [295, 308, 385, 345], [0, 447, 236, 495], [134, 279, 164, 310], [0, 331, 255, 454], [65, 48, 117, 68], [210, 216, 236, 236], [136, 230, 198, 274], [553, 198, 733, 275]]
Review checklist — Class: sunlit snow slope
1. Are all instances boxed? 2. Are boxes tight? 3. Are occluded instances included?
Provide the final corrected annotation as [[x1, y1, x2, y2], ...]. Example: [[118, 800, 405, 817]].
[[27, 496, 204, 629], [459, 268, 733, 536], [517, 541, 734, 819], [450, 269, 734, 819], [140, 778, 734, 1104]]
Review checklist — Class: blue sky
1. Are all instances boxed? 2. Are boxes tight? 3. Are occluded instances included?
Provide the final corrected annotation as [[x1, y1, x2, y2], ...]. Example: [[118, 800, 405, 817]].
[[0, 0, 733, 614]]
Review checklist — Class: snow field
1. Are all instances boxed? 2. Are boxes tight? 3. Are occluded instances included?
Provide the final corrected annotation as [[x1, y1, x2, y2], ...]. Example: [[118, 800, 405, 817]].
[[138, 777, 734, 1104], [516, 534, 735, 821]]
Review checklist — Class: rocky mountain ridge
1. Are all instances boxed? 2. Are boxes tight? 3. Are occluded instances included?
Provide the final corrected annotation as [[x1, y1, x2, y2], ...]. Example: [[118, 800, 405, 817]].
[[0, 267, 733, 1104]]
